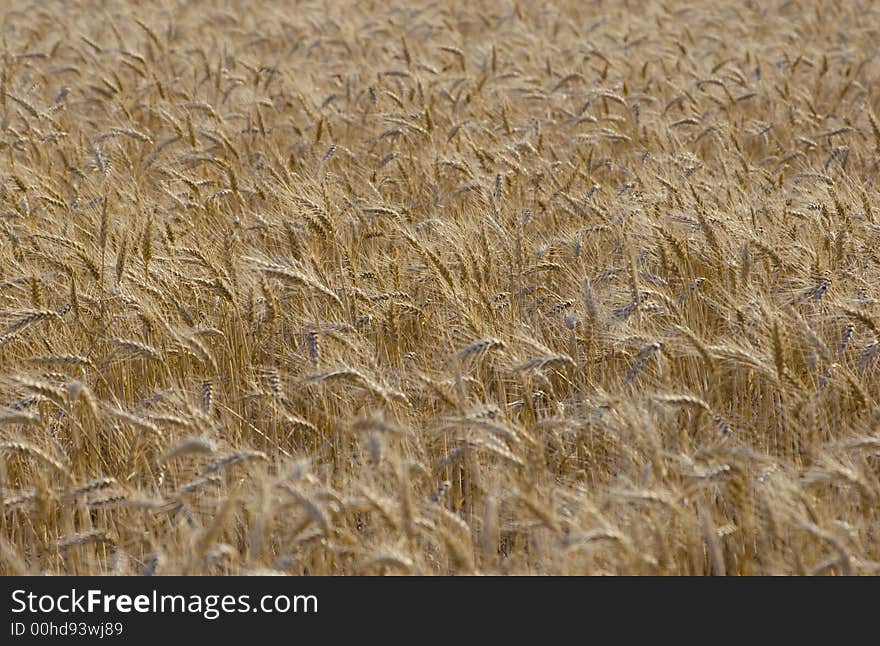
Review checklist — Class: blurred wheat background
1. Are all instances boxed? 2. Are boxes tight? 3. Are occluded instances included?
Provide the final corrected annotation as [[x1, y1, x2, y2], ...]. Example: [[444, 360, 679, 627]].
[[0, 0, 879, 575]]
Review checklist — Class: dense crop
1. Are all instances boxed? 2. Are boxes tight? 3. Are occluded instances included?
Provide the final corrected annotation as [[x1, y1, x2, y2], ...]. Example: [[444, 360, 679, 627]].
[[1, 0, 879, 575]]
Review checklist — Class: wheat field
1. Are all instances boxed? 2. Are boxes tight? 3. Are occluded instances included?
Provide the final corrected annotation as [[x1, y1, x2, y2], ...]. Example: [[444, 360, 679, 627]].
[[0, 0, 878, 576]]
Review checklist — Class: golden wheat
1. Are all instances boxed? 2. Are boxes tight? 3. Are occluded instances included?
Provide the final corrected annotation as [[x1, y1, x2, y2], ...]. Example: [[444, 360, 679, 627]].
[[0, 0, 878, 576]]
